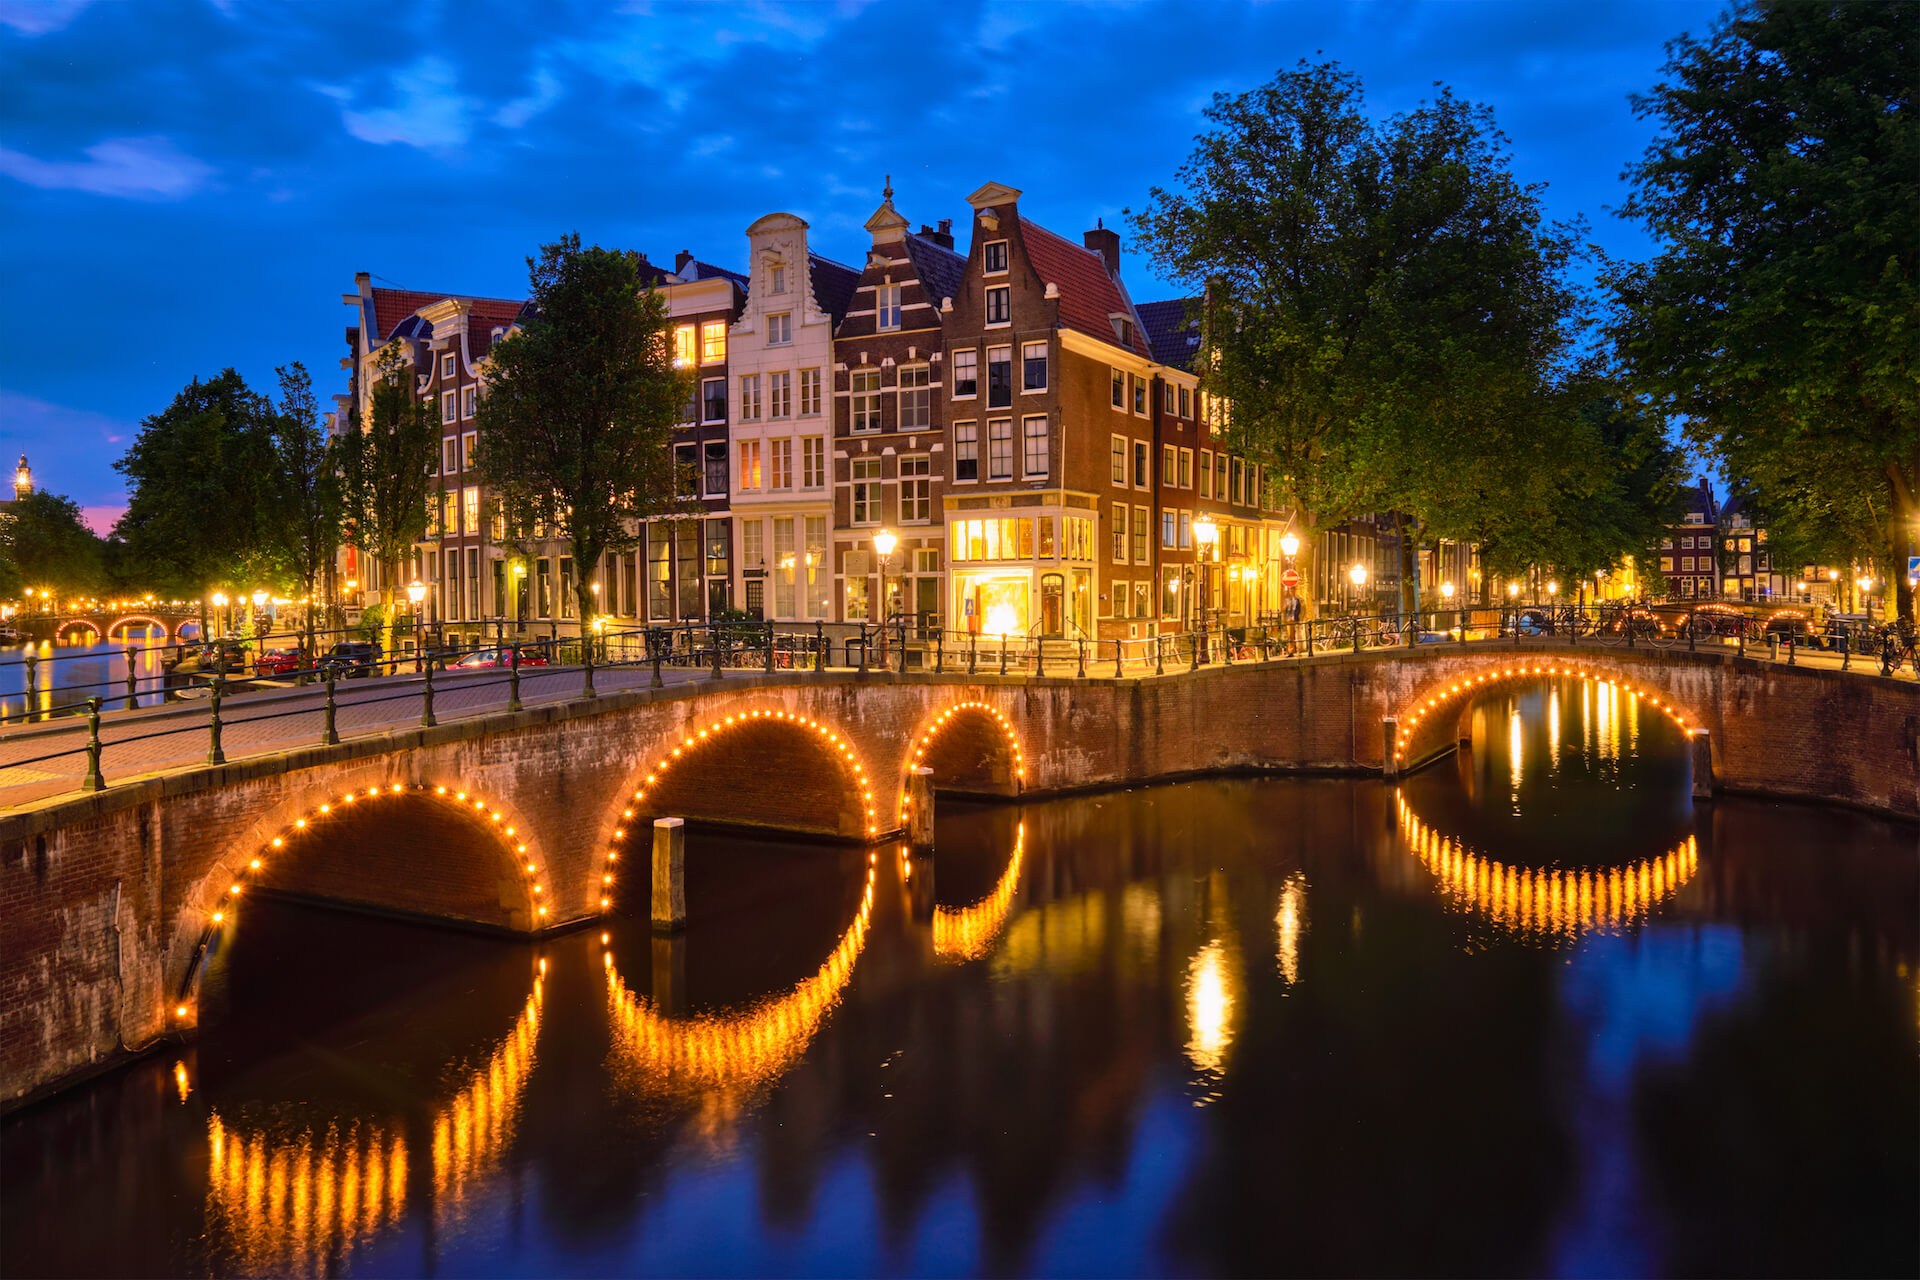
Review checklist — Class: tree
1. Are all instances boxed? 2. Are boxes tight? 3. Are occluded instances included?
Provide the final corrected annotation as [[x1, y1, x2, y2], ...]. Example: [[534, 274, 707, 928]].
[[474, 234, 687, 632], [267, 362, 341, 653], [339, 344, 438, 658], [1606, 0, 1918, 620], [113, 370, 282, 633], [1129, 62, 1585, 616], [1, 491, 104, 597]]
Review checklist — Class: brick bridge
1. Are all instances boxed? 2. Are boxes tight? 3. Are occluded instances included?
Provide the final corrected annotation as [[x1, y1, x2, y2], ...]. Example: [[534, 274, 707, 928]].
[[3, 643, 1914, 1106], [18, 607, 202, 643]]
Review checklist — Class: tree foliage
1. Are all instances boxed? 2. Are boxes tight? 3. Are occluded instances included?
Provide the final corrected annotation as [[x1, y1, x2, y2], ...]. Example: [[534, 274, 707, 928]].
[[1606, 0, 1918, 617], [1, 491, 104, 596], [1129, 61, 1586, 613], [339, 343, 437, 656], [266, 362, 341, 646], [474, 234, 688, 628]]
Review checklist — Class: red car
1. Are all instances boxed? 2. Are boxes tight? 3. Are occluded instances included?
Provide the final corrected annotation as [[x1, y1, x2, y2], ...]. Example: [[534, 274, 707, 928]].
[[254, 647, 307, 677], [450, 648, 550, 669]]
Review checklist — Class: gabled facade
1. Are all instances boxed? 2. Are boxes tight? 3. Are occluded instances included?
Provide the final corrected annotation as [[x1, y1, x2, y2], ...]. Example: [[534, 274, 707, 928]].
[[728, 212, 859, 621], [1658, 478, 1721, 600], [829, 187, 966, 627]]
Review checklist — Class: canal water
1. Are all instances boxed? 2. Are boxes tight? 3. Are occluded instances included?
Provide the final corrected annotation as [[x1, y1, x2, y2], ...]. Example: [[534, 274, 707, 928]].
[[0, 632, 185, 722], [3, 677, 1914, 1277]]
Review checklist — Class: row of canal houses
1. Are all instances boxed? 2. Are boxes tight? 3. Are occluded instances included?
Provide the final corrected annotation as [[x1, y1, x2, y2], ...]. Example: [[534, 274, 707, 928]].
[[335, 181, 1396, 646]]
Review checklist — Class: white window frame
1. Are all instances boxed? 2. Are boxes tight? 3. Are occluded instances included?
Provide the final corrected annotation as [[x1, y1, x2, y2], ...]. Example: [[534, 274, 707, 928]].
[[1022, 415, 1048, 479], [701, 377, 727, 424], [1021, 341, 1047, 394], [851, 457, 882, 525], [1111, 502, 1128, 564], [876, 283, 902, 331], [441, 353, 455, 379], [739, 373, 762, 421], [985, 285, 1011, 327], [1110, 434, 1128, 487], [769, 370, 792, 419], [987, 418, 1014, 482], [953, 420, 979, 483], [737, 439, 762, 492], [851, 369, 881, 433], [766, 312, 792, 346], [799, 367, 822, 416], [769, 436, 793, 490], [700, 321, 727, 364], [898, 364, 931, 431], [952, 349, 978, 400], [984, 240, 1009, 275], [441, 390, 458, 424], [461, 431, 477, 471], [460, 385, 477, 420], [1111, 367, 1125, 408], [900, 454, 931, 523]]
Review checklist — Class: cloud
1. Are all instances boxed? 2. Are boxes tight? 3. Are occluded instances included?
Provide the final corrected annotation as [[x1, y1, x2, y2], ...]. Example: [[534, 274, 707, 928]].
[[0, 135, 213, 199], [0, 0, 96, 36], [335, 56, 479, 150]]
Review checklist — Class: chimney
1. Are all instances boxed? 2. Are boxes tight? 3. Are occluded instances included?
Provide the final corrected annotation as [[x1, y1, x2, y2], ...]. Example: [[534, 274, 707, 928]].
[[1084, 222, 1121, 274], [918, 222, 954, 250], [354, 271, 371, 294], [675, 250, 695, 276]]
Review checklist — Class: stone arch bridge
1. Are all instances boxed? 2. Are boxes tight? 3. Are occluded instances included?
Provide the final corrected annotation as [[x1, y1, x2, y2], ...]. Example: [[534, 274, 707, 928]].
[[20, 608, 202, 644], [3, 643, 1913, 1106]]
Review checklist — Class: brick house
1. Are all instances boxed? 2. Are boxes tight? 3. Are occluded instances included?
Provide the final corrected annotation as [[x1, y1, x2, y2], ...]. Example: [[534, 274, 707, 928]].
[[1657, 477, 1721, 601], [829, 185, 967, 628]]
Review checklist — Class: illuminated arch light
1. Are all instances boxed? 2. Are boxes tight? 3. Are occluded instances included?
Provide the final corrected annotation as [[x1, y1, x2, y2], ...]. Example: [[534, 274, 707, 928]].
[[1390, 663, 1691, 762], [1395, 793, 1697, 940], [902, 700, 1026, 822], [605, 863, 876, 1108], [105, 615, 168, 638], [175, 782, 544, 1020], [932, 822, 1026, 961], [606, 709, 884, 913]]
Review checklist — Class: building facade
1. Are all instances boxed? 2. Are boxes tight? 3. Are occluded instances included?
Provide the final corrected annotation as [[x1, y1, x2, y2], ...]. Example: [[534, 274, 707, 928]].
[[1657, 478, 1721, 601]]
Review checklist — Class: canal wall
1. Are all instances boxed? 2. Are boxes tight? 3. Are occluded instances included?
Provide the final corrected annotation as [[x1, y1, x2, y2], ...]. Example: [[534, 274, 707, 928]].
[[3, 646, 1913, 1108]]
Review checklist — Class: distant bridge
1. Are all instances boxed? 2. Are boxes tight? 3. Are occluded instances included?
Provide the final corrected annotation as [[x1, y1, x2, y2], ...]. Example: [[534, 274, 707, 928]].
[[0, 640, 1912, 1107], [17, 608, 202, 644]]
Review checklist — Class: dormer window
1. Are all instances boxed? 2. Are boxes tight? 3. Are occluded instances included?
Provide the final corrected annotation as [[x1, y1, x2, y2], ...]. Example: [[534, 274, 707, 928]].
[[984, 241, 1008, 274], [1111, 316, 1134, 348]]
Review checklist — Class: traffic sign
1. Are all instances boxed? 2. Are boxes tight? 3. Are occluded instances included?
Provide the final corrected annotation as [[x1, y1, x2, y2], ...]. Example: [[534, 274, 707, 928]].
[[1908, 555, 1919, 580], [1281, 568, 1300, 587]]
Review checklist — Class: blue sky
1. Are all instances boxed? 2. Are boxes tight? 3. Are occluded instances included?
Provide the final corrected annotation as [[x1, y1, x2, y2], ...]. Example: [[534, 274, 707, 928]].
[[0, 0, 1724, 530]]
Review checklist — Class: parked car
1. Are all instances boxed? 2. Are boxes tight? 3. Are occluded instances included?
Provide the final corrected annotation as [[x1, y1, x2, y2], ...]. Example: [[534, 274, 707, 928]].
[[319, 641, 382, 678], [255, 647, 307, 677], [198, 640, 249, 673], [1515, 608, 1555, 636], [450, 647, 551, 669]]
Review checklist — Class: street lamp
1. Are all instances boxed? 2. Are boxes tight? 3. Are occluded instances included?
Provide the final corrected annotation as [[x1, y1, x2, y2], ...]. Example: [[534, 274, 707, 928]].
[[872, 528, 898, 664], [1279, 531, 1299, 559], [1193, 516, 1219, 658], [211, 591, 228, 640], [406, 580, 427, 671]]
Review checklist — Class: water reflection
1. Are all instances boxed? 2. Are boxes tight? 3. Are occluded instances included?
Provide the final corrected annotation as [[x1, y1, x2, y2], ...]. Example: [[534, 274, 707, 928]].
[[932, 821, 1024, 960], [1274, 873, 1306, 984], [0, 633, 178, 720]]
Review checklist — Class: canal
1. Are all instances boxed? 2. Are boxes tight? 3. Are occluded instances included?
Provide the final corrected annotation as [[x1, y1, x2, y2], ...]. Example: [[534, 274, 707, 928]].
[[3, 676, 1914, 1277]]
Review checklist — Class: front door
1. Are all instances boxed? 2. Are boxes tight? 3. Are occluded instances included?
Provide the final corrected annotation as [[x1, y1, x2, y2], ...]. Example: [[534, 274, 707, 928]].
[[1040, 573, 1065, 638], [915, 577, 939, 636]]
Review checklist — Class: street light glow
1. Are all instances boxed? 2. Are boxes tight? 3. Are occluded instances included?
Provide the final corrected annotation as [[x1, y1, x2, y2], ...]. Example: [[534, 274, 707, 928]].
[[406, 579, 426, 604], [872, 528, 897, 558], [1349, 563, 1367, 588], [1279, 532, 1299, 558]]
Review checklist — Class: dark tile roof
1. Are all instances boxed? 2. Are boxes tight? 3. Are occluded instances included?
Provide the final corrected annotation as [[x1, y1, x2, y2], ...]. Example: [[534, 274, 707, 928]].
[[903, 231, 967, 310], [1137, 298, 1202, 370], [808, 253, 861, 322], [689, 259, 748, 290], [1019, 219, 1149, 357], [370, 287, 522, 342]]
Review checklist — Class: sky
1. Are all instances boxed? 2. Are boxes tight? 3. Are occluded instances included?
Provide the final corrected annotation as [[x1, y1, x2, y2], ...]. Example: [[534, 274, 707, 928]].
[[0, 0, 1727, 533]]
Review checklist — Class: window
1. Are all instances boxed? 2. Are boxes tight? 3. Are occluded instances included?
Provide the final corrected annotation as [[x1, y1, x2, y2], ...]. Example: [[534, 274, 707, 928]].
[[442, 438, 459, 476], [899, 364, 930, 430], [900, 454, 931, 521], [1117, 317, 1135, 348], [1230, 458, 1244, 505], [1178, 510, 1191, 548], [698, 320, 726, 364], [1022, 342, 1047, 392], [851, 370, 881, 432], [1110, 434, 1128, 486], [954, 421, 978, 481], [799, 367, 822, 416], [1112, 578, 1129, 619], [877, 283, 901, 330], [441, 353, 455, 380], [1163, 444, 1178, 486], [987, 346, 1012, 408], [647, 532, 670, 620], [463, 486, 480, 542], [802, 436, 825, 488], [738, 439, 762, 491], [742, 518, 764, 573], [987, 418, 1014, 481], [704, 441, 728, 495], [672, 325, 696, 367], [1161, 566, 1181, 619], [1680, 556, 1694, 572], [769, 437, 793, 490], [1215, 452, 1228, 498], [766, 312, 791, 345], [1163, 383, 1176, 414], [1178, 386, 1190, 419], [952, 349, 977, 398], [769, 370, 792, 419], [1133, 505, 1149, 564], [852, 457, 881, 525], [1134, 580, 1151, 620], [675, 442, 698, 497], [805, 516, 829, 617], [1023, 415, 1048, 478], [985, 285, 1011, 325], [770, 264, 786, 295], [442, 490, 458, 536], [1132, 374, 1147, 415], [1038, 515, 1055, 558], [461, 385, 477, 419], [1179, 448, 1193, 489], [773, 517, 796, 616], [441, 390, 457, 424], [1133, 440, 1149, 489], [984, 240, 1008, 274], [1161, 509, 1177, 548], [702, 378, 726, 423], [1660, 556, 1674, 573], [460, 431, 476, 471], [738, 373, 761, 420], [1111, 503, 1128, 562], [1111, 368, 1125, 408]]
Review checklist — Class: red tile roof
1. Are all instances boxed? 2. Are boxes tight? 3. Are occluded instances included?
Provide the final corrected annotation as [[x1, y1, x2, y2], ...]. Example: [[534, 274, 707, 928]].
[[1019, 219, 1148, 357], [370, 287, 524, 342]]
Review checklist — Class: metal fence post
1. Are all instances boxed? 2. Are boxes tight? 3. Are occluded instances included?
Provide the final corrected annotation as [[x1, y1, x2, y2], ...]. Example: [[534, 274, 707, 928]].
[[1114, 639, 1123, 679], [1035, 636, 1045, 678], [765, 623, 775, 674], [509, 645, 525, 709], [421, 661, 437, 727], [814, 620, 826, 674], [969, 632, 978, 676], [1688, 606, 1697, 652], [583, 633, 598, 698], [1306, 620, 1315, 658], [936, 630, 945, 674], [1190, 626, 1202, 672], [1155, 634, 1166, 677], [859, 623, 870, 674], [323, 674, 340, 745], [710, 623, 724, 681], [82, 697, 106, 791], [124, 646, 139, 712], [1352, 620, 1361, 655], [1079, 637, 1091, 678], [206, 676, 226, 765], [898, 617, 908, 675], [24, 651, 38, 722], [999, 633, 1009, 676]]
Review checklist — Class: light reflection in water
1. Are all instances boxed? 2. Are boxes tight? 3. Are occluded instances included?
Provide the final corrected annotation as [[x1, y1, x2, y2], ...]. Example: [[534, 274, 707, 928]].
[[1397, 794, 1697, 941], [933, 822, 1025, 960], [1185, 941, 1236, 1076], [1549, 687, 1562, 769], [1508, 709, 1523, 804], [1275, 874, 1306, 985], [202, 974, 543, 1278], [606, 864, 875, 1135]]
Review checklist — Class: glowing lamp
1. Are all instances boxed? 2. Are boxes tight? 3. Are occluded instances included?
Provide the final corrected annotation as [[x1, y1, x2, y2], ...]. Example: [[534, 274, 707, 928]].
[[1279, 532, 1299, 558], [1547, 581, 1559, 597], [250, 590, 267, 608], [1440, 581, 1455, 600], [1349, 563, 1367, 588], [1193, 515, 1218, 548], [872, 528, 898, 559], [211, 592, 228, 607], [406, 580, 426, 604], [1506, 582, 1519, 597]]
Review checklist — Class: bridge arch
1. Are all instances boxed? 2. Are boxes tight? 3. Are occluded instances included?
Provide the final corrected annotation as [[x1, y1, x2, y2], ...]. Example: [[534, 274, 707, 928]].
[[1391, 659, 1699, 772], [53, 618, 101, 642], [169, 780, 552, 1022], [900, 700, 1025, 819], [104, 615, 168, 639]]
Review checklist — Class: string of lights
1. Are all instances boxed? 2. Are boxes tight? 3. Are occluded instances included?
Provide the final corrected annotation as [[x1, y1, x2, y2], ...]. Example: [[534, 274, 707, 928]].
[[902, 700, 1025, 824], [1394, 663, 1693, 766]]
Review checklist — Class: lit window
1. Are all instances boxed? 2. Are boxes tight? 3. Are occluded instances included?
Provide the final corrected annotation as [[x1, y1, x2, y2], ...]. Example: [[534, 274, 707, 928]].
[[1112, 503, 1128, 563], [738, 440, 762, 491], [952, 349, 977, 398], [672, 325, 696, 367], [985, 286, 1010, 325], [1133, 505, 1149, 564], [899, 364, 930, 430], [1110, 435, 1127, 486], [461, 431, 476, 470], [1179, 448, 1193, 489], [851, 370, 881, 432], [766, 312, 792, 345], [700, 321, 727, 363], [984, 240, 1008, 274], [877, 284, 901, 330], [1163, 444, 1178, 486]]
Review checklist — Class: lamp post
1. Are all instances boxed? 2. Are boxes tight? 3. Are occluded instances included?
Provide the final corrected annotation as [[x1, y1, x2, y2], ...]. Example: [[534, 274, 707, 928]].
[[1349, 562, 1368, 618], [872, 528, 898, 667], [1193, 516, 1218, 661], [407, 579, 426, 671], [1278, 530, 1299, 627]]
